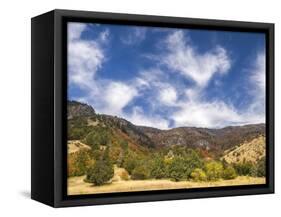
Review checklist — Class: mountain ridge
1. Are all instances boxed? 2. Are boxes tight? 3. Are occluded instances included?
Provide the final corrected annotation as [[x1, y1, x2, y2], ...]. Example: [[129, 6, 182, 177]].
[[67, 100, 265, 155]]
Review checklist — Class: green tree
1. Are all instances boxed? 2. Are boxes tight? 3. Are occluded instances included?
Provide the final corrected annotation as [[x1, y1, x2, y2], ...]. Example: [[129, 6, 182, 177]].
[[257, 157, 266, 177], [222, 165, 237, 180], [150, 155, 167, 179], [131, 164, 150, 180], [122, 152, 139, 174], [116, 140, 129, 167], [165, 148, 204, 181], [84, 127, 110, 149], [234, 162, 255, 176], [167, 157, 187, 181], [85, 159, 114, 186]]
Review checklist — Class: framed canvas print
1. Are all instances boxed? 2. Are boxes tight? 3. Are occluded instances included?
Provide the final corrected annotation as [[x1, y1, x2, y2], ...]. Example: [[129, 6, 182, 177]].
[[31, 9, 274, 207]]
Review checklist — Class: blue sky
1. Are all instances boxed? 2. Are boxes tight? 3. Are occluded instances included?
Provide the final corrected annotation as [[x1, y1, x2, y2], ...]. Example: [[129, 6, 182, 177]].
[[67, 22, 265, 129]]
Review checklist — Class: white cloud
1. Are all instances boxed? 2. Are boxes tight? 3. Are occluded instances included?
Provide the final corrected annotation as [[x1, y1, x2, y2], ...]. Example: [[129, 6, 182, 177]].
[[170, 51, 266, 128], [163, 31, 231, 88], [102, 82, 138, 116], [244, 52, 266, 122], [134, 68, 181, 109], [68, 40, 104, 88], [126, 106, 170, 129], [99, 29, 110, 43], [159, 86, 178, 106], [68, 23, 140, 119], [68, 23, 87, 41], [68, 24, 265, 129], [68, 23, 105, 90], [251, 53, 266, 92], [158, 31, 265, 128], [121, 27, 147, 45], [172, 100, 243, 128]]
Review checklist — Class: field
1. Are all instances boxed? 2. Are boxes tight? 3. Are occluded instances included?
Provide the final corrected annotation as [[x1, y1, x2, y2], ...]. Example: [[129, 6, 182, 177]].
[[68, 176, 265, 195]]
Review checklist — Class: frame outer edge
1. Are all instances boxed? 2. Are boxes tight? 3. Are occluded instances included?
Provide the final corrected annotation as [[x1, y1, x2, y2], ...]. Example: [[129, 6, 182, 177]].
[[50, 9, 275, 207]]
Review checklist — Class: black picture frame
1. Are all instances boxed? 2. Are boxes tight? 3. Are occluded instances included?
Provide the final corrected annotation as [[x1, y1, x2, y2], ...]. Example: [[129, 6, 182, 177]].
[[31, 9, 274, 207]]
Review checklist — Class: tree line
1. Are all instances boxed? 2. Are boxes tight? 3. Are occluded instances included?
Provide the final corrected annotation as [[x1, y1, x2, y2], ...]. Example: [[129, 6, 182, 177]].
[[68, 143, 265, 186]]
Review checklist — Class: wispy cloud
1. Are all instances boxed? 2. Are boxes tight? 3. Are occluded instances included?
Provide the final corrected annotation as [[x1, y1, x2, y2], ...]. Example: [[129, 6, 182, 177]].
[[68, 23, 87, 41], [102, 81, 139, 116], [243, 52, 266, 123], [163, 31, 231, 88], [128, 106, 170, 129], [152, 30, 264, 128], [68, 24, 265, 129], [68, 23, 140, 120], [120, 27, 147, 45], [152, 30, 242, 128], [68, 23, 106, 90]]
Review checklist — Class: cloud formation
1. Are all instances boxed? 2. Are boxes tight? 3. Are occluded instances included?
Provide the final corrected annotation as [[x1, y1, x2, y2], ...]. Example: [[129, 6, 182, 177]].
[[243, 52, 266, 123], [163, 31, 231, 88], [121, 27, 147, 45], [68, 23, 106, 89], [68, 23, 266, 129], [68, 23, 140, 122]]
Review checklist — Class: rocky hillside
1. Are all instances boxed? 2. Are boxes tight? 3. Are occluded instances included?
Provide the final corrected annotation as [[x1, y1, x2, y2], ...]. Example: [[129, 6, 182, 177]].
[[67, 100, 265, 156], [139, 124, 265, 153], [222, 136, 265, 164], [68, 101, 96, 119]]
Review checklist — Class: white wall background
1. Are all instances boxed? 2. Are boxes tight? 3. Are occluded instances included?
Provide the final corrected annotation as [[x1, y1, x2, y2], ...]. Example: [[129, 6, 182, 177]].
[[0, 0, 279, 215]]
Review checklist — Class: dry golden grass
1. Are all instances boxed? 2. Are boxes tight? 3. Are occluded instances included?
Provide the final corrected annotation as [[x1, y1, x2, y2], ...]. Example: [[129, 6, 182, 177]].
[[222, 136, 265, 164], [68, 140, 91, 154], [67, 175, 265, 195]]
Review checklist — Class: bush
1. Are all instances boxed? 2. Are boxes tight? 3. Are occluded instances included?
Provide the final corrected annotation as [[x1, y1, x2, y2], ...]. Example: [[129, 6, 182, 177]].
[[165, 148, 204, 181], [167, 158, 185, 181], [122, 152, 139, 174], [222, 166, 237, 180], [68, 118, 93, 140], [167, 157, 189, 181], [68, 150, 93, 177], [114, 139, 129, 166], [190, 168, 207, 181], [84, 127, 110, 149], [257, 157, 266, 177], [120, 140, 129, 151], [150, 155, 167, 179], [68, 127, 89, 140], [205, 161, 223, 181], [119, 170, 130, 180], [85, 159, 114, 186], [131, 164, 150, 180], [234, 162, 255, 176]]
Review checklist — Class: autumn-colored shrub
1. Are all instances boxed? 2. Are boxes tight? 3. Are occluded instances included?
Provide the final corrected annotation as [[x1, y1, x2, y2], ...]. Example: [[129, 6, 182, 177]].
[[205, 161, 224, 181], [119, 170, 130, 180], [190, 168, 207, 181], [68, 150, 94, 177]]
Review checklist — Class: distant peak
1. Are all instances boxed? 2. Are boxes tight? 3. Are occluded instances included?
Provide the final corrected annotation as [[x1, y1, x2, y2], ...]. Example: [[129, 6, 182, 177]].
[[67, 100, 95, 119]]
